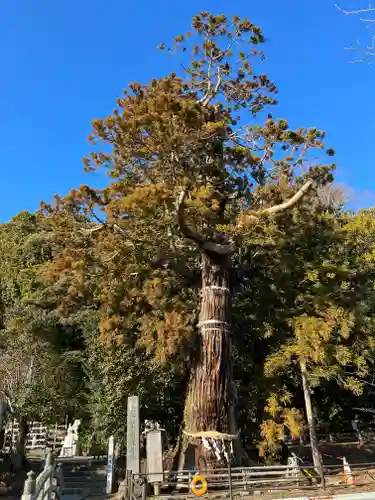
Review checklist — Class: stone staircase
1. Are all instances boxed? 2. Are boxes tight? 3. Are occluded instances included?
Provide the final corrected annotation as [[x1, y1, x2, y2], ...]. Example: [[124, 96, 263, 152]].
[[61, 458, 107, 500]]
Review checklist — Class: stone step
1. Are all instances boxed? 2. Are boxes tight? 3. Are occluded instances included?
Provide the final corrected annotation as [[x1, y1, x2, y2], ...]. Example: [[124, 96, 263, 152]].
[[60, 457, 107, 499], [62, 480, 106, 488], [63, 466, 93, 471], [63, 468, 106, 475], [64, 469, 106, 472], [63, 478, 105, 484], [62, 487, 88, 495], [63, 482, 106, 489], [61, 490, 105, 499], [63, 478, 106, 485], [62, 485, 105, 492], [63, 472, 105, 479]]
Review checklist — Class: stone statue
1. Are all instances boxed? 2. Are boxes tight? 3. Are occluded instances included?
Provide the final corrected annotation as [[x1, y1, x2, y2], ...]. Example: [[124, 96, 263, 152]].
[[59, 419, 81, 457]]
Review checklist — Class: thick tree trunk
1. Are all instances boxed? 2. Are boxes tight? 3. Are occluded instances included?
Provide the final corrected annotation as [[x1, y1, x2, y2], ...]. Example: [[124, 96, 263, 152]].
[[300, 361, 324, 483], [184, 251, 238, 470]]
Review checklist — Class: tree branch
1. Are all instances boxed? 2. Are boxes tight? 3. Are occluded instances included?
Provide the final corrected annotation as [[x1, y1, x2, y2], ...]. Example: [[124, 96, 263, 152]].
[[335, 3, 375, 16], [336, 4, 375, 61], [81, 224, 104, 234], [176, 189, 234, 255], [202, 70, 222, 107], [258, 180, 314, 216], [177, 189, 204, 245], [237, 180, 314, 228], [151, 255, 201, 287]]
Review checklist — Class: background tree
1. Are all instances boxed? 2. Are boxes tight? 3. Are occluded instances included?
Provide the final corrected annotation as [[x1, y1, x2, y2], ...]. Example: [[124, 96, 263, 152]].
[[262, 200, 375, 470], [0, 212, 87, 466]]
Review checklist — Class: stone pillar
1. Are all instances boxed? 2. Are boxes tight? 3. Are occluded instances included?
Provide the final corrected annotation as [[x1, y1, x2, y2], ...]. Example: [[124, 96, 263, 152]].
[[21, 471, 36, 500]]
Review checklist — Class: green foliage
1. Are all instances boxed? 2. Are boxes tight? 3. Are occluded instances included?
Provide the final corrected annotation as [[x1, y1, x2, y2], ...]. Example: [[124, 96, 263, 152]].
[[1, 11, 375, 462], [0, 213, 86, 424]]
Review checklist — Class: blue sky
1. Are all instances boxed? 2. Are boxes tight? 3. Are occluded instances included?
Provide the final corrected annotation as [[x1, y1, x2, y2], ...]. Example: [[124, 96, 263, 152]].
[[1, 0, 374, 221]]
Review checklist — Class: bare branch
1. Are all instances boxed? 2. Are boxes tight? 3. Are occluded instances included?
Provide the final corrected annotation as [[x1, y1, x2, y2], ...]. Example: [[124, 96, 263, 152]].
[[199, 68, 222, 107], [237, 180, 314, 228], [337, 3, 375, 61], [80, 221, 131, 238], [258, 180, 314, 216], [81, 224, 104, 234], [335, 3, 375, 15], [203, 71, 222, 107]]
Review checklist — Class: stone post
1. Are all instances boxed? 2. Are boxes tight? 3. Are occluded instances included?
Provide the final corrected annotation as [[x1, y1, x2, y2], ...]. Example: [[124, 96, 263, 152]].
[[126, 396, 140, 474], [53, 461, 64, 500], [21, 471, 36, 500], [45, 448, 53, 468]]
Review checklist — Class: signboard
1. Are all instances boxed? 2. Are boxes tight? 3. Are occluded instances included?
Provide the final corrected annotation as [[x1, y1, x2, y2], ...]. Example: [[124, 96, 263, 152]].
[[126, 396, 140, 474], [106, 435, 115, 494], [146, 430, 164, 484]]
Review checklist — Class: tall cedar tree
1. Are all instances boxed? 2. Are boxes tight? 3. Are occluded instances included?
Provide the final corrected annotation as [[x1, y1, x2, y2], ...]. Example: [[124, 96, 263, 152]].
[[43, 13, 335, 468]]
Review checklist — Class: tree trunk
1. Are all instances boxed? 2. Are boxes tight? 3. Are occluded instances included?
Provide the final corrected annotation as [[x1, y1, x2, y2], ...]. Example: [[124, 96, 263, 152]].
[[300, 361, 324, 483], [183, 251, 238, 470], [12, 416, 29, 470]]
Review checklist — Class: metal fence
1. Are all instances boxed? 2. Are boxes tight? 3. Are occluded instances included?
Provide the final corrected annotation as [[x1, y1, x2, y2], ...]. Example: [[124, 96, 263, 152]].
[[124, 469, 148, 500], [123, 461, 375, 499]]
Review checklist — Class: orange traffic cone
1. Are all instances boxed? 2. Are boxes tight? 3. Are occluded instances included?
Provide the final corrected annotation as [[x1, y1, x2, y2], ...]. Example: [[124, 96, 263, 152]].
[[343, 457, 355, 486]]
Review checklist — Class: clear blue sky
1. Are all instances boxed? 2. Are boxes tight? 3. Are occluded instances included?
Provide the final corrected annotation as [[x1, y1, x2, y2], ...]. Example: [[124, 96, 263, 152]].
[[1, 0, 373, 221]]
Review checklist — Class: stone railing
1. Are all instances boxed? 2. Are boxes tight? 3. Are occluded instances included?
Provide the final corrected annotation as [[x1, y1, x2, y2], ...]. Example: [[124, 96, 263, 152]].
[[21, 450, 63, 500]]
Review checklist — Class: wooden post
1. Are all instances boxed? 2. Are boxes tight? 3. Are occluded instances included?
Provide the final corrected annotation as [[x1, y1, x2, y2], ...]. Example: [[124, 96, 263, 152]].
[[142, 477, 148, 500], [53, 423, 57, 451], [226, 441, 233, 500], [106, 435, 115, 495], [21, 471, 36, 500], [124, 470, 129, 499], [129, 471, 134, 500]]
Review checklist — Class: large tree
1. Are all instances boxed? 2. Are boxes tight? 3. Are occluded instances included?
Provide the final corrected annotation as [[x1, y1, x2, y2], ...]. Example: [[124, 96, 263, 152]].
[[43, 12, 335, 469]]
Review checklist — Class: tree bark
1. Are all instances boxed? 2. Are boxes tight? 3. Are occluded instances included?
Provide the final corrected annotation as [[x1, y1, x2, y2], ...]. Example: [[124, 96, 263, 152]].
[[183, 250, 238, 470], [300, 361, 324, 483]]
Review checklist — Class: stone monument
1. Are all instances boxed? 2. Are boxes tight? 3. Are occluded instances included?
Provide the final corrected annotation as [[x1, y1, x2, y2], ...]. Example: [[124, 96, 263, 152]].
[[126, 396, 140, 474], [59, 419, 81, 457], [144, 421, 164, 489]]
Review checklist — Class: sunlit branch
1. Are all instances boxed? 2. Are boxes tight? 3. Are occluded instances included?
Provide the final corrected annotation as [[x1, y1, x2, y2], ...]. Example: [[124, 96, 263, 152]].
[[238, 180, 314, 228], [259, 180, 313, 215]]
